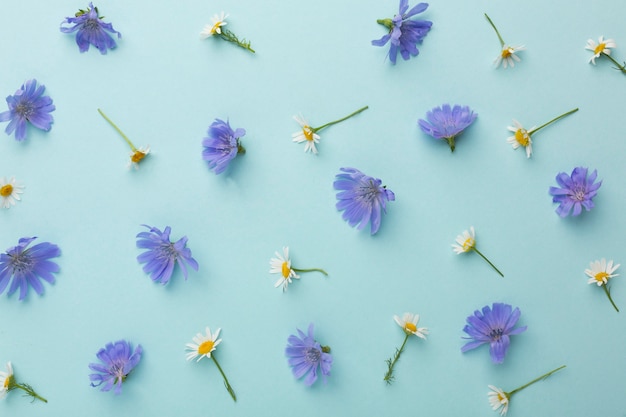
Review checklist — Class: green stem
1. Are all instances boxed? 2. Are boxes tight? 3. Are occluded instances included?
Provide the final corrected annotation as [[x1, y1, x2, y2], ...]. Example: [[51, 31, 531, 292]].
[[97, 109, 137, 152], [528, 108, 579, 135], [601, 52, 626, 74], [314, 106, 369, 133], [211, 355, 236, 402], [484, 13, 505, 47], [292, 267, 328, 276], [376, 18, 394, 30], [508, 365, 566, 397], [14, 383, 47, 403], [383, 333, 409, 384], [472, 248, 504, 277], [603, 285, 619, 312], [219, 30, 255, 53]]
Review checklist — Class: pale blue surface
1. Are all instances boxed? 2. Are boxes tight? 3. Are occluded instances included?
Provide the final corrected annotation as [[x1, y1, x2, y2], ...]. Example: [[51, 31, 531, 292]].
[[1, 0, 625, 415]]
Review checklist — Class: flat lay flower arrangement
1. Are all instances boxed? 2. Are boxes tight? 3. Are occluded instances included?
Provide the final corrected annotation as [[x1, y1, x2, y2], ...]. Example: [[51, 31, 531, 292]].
[[0, 0, 624, 416]]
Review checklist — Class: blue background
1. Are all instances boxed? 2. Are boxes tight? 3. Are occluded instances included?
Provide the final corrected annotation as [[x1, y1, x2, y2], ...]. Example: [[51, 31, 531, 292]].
[[1, 0, 625, 415]]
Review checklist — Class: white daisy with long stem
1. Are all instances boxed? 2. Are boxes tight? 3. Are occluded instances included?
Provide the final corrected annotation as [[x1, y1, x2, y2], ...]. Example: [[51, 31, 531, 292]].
[[383, 313, 428, 384], [98, 109, 150, 169], [0, 177, 24, 209], [292, 106, 368, 154], [585, 258, 620, 312], [585, 36, 626, 73], [269, 247, 327, 291], [452, 226, 503, 277], [506, 108, 578, 158], [185, 327, 236, 402], [484, 13, 525, 69], [0, 362, 47, 402], [200, 12, 254, 53]]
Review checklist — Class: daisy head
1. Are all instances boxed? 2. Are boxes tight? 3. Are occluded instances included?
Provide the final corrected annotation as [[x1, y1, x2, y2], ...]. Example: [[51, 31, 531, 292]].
[[494, 45, 525, 69], [186, 327, 222, 362], [393, 313, 428, 339], [201, 12, 229, 38], [128, 146, 150, 169], [487, 385, 510, 416], [292, 115, 320, 154], [0, 177, 24, 209], [269, 247, 300, 291], [585, 258, 620, 286], [452, 226, 476, 254], [506, 120, 533, 158], [0, 362, 14, 398], [586, 36, 616, 64]]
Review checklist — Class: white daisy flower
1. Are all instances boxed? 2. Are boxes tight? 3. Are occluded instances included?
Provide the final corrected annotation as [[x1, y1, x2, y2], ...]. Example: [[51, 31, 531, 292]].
[[269, 247, 300, 291], [128, 146, 150, 170], [186, 327, 222, 362], [494, 45, 525, 69], [0, 362, 13, 399], [586, 36, 616, 64], [0, 177, 24, 209], [200, 12, 229, 38], [393, 313, 428, 339], [292, 115, 321, 154], [506, 120, 534, 158], [452, 226, 476, 254], [585, 258, 620, 286], [488, 385, 510, 416]]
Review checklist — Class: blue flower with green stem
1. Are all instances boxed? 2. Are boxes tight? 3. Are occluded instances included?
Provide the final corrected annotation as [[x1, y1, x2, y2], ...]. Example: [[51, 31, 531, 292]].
[[60, 3, 121, 54], [89, 340, 142, 395], [0, 79, 55, 142], [285, 324, 332, 386], [419, 104, 477, 152], [202, 119, 246, 174]]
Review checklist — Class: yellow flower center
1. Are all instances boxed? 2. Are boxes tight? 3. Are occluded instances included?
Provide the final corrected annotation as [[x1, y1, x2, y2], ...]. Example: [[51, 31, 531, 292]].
[[498, 392, 507, 403], [515, 129, 529, 146], [211, 22, 223, 35], [131, 150, 147, 164], [595, 272, 610, 283], [303, 126, 314, 141], [197, 340, 215, 355], [0, 184, 13, 197], [594, 43, 606, 55], [462, 237, 474, 251], [404, 322, 417, 333], [501, 48, 512, 58], [281, 261, 291, 278]]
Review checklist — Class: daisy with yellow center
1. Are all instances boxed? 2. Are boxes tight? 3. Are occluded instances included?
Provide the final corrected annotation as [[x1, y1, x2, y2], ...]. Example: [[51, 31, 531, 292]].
[[506, 109, 578, 158], [384, 313, 428, 384], [269, 246, 327, 292], [0, 362, 46, 402], [484, 14, 525, 69], [291, 106, 368, 154], [98, 109, 150, 170], [452, 226, 503, 277], [200, 12, 228, 37], [585, 258, 620, 312], [185, 327, 236, 401], [586, 36, 626, 73], [0, 176, 24, 209]]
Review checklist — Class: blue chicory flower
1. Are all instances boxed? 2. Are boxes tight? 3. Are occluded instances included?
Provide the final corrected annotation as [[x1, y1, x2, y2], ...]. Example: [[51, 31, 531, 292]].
[[372, 1, 432, 64], [60, 3, 121, 54], [136, 225, 199, 285], [548, 167, 602, 217], [89, 340, 142, 395], [0, 237, 61, 301], [418, 104, 477, 152], [0, 79, 55, 142], [461, 303, 527, 364], [334, 167, 395, 235], [202, 119, 246, 174], [285, 324, 332, 386]]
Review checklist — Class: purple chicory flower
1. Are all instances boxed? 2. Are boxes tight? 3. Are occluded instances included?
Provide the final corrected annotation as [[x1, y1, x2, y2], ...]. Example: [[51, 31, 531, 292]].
[[372, 1, 432, 64], [0, 79, 55, 142], [548, 167, 602, 217], [136, 225, 199, 285], [0, 237, 61, 301], [201, 119, 246, 174], [461, 303, 527, 364], [418, 104, 477, 152], [60, 3, 121, 54], [88, 340, 142, 395], [334, 167, 395, 235], [285, 323, 332, 386]]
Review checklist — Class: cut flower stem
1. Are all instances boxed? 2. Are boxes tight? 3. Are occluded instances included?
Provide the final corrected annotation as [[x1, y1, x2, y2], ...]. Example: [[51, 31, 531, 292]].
[[211, 356, 236, 402], [528, 108, 579, 135], [472, 248, 504, 277], [220, 30, 255, 53], [601, 52, 626, 74], [384, 333, 409, 384], [97, 108, 138, 152], [603, 285, 619, 312], [312, 106, 369, 133], [484, 13, 505, 47], [507, 365, 566, 397], [292, 267, 328, 276]]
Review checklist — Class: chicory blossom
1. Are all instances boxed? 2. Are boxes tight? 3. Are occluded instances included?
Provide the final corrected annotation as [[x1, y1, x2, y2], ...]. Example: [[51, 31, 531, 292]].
[[202, 119, 246, 174], [418, 104, 477, 152], [88, 340, 142, 395], [285, 323, 332, 386], [60, 3, 121, 54], [0, 79, 55, 142], [372, 1, 432, 64], [334, 167, 395, 235], [548, 167, 601, 217]]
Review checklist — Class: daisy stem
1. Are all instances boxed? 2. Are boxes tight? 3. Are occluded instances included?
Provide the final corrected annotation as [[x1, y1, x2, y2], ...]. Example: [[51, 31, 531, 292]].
[[211, 356, 236, 402], [292, 267, 328, 276], [14, 382, 47, 403], [528, 108, 579, 135], [383, 333, 409, 384], [601, 52, 626, 74], [219, 30, 255, 53], [97, 109, 137, 152], [603, 285, 619, 312], [484, 13, 505, 47], [507, 365, 566, 397], [314, 106, 369, 133], [472, 248, 504, 277]]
